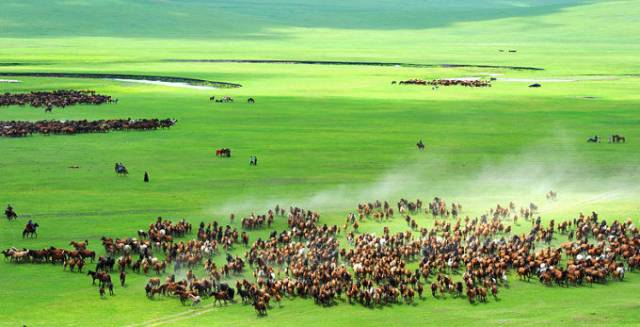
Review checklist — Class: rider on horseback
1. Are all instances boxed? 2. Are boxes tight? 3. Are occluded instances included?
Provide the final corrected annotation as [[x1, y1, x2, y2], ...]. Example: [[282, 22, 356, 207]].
[[5, 204, 17, 220], [115, 162, 128, 174]]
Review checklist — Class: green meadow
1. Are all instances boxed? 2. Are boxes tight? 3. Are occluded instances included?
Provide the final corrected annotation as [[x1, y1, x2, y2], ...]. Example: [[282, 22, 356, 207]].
[[1, 0, 639, 326]]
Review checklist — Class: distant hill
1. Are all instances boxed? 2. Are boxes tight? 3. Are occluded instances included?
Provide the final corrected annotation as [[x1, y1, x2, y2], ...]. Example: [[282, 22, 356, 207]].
[[0, 0, 588, 38]]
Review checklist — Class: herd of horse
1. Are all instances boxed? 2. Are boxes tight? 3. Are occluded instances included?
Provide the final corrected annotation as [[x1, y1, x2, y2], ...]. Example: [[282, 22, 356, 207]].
[[0, 118, 177, 137], [4, 196, 638, 316], [0, 89, 180, 138], [587, 134, 627, 143], [1, 83, 637, 318], [209, 96, 255, 104], [394, 79, 492, 87], [0, 90, 116, 111], [216, 148, 232, 157]]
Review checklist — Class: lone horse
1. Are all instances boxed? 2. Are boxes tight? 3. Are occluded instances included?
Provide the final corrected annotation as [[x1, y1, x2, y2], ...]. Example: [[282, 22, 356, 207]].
[[587, 135, 600, 143], [23, 223, 39, 239]]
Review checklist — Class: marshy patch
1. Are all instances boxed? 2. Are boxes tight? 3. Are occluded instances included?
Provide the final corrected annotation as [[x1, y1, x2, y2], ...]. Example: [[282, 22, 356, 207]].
[[165, 59, 545, 71], [0, 72, 242, 88]]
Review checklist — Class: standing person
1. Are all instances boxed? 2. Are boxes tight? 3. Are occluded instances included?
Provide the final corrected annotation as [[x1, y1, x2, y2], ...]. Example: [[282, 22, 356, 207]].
[[254, 156, 258, 166], [144, 171, 149, 182]]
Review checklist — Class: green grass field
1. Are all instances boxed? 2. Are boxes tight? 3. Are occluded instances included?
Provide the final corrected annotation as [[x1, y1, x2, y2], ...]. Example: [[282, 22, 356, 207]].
[[1, 0, 640, 326]]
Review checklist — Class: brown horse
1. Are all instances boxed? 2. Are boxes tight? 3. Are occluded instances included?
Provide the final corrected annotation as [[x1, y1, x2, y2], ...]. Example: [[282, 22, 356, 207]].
[[254, 300, 267, 315], [88, 270, 111, 286], [213, 291, 228, 306], [22, 223, 39, 238]]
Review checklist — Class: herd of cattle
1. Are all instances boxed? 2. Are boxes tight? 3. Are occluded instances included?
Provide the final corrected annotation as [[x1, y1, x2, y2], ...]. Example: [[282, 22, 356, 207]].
[[0, 90, 116, 111], [4, 197, 639, 315], [0, 118, 176, 137], [394, 79, 492, 87]]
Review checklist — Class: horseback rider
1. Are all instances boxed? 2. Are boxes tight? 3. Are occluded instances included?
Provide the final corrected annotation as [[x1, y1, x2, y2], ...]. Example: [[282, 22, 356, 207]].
[[5, 204, 16, 220], [26, 219, 34, 230]]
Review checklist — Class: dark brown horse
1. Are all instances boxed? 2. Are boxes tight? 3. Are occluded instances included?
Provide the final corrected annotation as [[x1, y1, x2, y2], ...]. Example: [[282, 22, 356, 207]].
[[253, 300, 267, 315], [22, 223, 39, 238]]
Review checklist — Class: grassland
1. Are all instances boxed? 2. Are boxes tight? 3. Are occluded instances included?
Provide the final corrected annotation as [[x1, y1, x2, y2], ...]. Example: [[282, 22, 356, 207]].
[[1, 0, 639, 326]]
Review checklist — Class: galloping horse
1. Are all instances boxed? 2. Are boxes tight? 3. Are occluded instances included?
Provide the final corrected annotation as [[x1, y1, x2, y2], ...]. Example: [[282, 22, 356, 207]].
[[23, 223, 39, 238]]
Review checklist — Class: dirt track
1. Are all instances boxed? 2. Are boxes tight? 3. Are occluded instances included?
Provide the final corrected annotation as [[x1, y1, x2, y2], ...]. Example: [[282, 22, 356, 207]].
[[164, 59, 544, 71], [0, 72, 242, 88]]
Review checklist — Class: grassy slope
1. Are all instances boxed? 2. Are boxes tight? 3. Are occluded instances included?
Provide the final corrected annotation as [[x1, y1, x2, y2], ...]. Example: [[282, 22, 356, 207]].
[[1, 0, 640, 326]]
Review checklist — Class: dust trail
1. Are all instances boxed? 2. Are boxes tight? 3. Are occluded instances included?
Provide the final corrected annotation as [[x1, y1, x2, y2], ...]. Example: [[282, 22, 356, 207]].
[[212, 138, 640, 218], [211, 154, 446, 216]]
